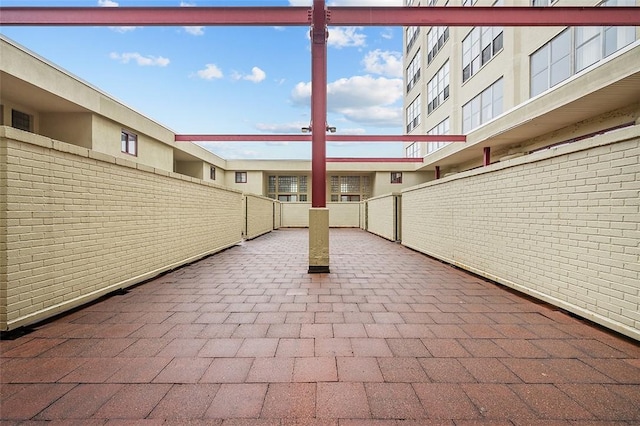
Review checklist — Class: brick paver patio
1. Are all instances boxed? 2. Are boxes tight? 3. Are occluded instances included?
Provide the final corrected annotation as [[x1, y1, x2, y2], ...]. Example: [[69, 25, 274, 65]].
[[1, 228, 639, 424]]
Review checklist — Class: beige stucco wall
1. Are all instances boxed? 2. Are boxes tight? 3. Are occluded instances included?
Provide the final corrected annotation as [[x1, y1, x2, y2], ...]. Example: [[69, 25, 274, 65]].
[[402, 126, 640, 341], [281, 203, 312, 228], [245, 194, 275, 240], [360, 201, 368, 230], [328, 202, 361, 228], [39, 112, 93, 149], [280, 203, 361, 228], [1, 127, 243, 331], [367, 194, 400, 242]]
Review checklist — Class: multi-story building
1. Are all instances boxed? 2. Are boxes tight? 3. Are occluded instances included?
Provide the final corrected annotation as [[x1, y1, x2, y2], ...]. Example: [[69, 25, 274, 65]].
[[403, 0, 639, 176]]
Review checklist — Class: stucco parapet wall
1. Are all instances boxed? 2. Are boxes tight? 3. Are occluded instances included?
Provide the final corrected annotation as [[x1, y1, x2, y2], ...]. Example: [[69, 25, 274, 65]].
[[0, 126, 240, 194], [405, 125, 640, 194]]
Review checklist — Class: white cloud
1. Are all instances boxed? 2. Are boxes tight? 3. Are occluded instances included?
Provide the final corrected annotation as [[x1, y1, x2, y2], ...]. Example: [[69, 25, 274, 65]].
[[381, 27, 394, 40], [246, 67, 267, 83], [109, 52, 170, 67], [291, 75, 403, 128], [362, 49, 402, 78], [180, 2, 205, 36], [232, 67, 267, 83], [196, 64, 224, 80], [327, 27, 366, 49]]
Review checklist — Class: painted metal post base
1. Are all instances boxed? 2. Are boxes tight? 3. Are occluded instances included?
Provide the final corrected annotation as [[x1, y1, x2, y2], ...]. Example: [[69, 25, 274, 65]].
[[308, 265, 330, 274], [308, 207, 330, 274]]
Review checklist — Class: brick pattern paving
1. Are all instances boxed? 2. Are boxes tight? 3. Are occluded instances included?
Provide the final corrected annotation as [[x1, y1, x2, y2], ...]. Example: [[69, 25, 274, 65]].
[[1, 228, 639, 424]]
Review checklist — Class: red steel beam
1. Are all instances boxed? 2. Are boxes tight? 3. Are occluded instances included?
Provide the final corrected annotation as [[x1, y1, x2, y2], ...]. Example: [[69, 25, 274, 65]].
[[328, 6, 640, 26], [311, 0, 328, 208], [175, 134, 466, 142], [0, 6, 310, 26], [1, 6, 638, 27], [328, 157, 423, 163]]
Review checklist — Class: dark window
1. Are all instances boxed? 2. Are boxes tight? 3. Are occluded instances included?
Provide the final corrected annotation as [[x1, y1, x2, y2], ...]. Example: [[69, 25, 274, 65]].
[[12, 110, 31, 131], [210, 166, 216, 180], [121, 130, 137, 156], [235, 171, 247, 183], [391, 172, 403, 184]]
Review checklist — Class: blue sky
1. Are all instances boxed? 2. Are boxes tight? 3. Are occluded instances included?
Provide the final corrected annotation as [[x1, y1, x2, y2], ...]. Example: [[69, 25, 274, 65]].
[[1, 0, 407, 159]]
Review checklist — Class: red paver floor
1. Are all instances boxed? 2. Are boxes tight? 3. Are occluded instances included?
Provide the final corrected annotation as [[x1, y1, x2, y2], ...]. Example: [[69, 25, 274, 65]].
[[1, 228, 639, 424]]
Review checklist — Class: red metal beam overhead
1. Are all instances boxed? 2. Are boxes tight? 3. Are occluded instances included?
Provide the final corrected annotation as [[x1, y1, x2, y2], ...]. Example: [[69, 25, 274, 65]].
[[175, 134, 466, 142], [328, 158, 423, 163], [0, 6, 310, 26], [328, 6, 640, 27], [1, 6, 638, 27]]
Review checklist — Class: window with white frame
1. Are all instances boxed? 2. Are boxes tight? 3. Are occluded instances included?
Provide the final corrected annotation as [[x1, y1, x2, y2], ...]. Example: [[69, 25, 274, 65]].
[[462, 78, 503, 133], [406, 95, 421, 133], [267, 175, 308, 202], [427, 60, 450, 114], [532, 0, 557, 5], [426, 118, 450, 155], [210, 166, 216, 180], [406, 50, 422, 92], [530, 2, 636, 98], [406, 142, 420, 158], [406, 26, 420, 53], [121, 130, 137, 156], [462, 26, 503, 82], [427, 26, 449, 64]]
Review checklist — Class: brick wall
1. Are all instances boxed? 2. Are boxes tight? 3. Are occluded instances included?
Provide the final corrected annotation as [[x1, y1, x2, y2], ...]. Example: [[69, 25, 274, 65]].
[[245, 194, 276, 240], [280, 203, 361, 228], [402, 127, 640, 341], [1, 128, 243, 331]]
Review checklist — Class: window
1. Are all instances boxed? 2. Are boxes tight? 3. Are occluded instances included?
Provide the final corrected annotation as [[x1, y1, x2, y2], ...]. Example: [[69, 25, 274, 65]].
[[406, 50, 422, 92], [406, 26, 420, 53], [406, 95, 421, 133], [427, 61, 450, 114], [427, 26, 449, 64], [462, 78, 503, 133], [235, 172, 247, 183], [330, 175, 371, 202], [406, 142, 420, 158], [532, 0, 556, 5], [426, 117, 451, 155], [12, 110, 32, 132], [210, 166, 216, 180], [391, 172, 403, 184], [267, 175, 308, 201], [530, 4, 636, 98], [530, 29, 571, 97], [462, 26, 503, 82], [121, 130, 137, 156], [462, 0, 476, 5]]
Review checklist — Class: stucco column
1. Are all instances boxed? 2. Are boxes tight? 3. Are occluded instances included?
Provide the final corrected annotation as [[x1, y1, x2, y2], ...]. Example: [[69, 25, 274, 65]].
[[308, 208, 330, 273]]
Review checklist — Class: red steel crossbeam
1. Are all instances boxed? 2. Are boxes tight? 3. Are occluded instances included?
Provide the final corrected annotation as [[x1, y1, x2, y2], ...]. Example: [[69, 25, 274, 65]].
[[175, 134, 466, 142], [1, 6, 638, 27], [328, 158, 423, 163]]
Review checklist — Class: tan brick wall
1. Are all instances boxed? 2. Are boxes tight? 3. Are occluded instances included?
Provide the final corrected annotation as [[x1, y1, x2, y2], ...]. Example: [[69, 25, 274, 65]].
[[367, 194, 400, 241], [245, 194, 275, 240], [1, 127, 243, 331], [402, 126, 640, 341]]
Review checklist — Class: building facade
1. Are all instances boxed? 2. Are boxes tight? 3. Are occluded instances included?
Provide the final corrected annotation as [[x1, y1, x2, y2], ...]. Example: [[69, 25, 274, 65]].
[[403, 0, 640, 176]]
